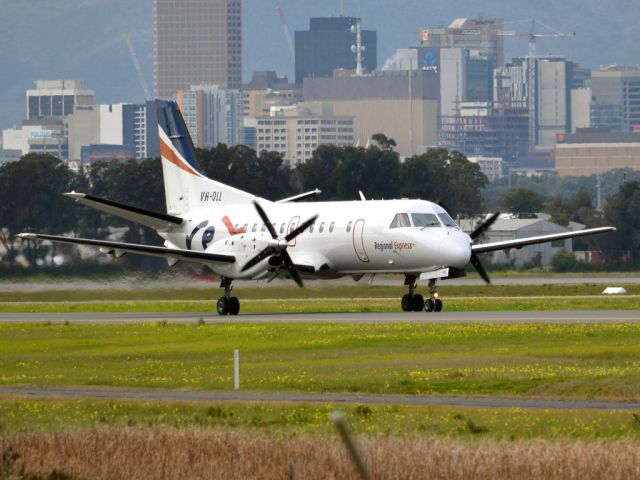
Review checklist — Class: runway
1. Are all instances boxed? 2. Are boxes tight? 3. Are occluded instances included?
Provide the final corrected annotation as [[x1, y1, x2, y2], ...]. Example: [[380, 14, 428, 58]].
[[1, 310, 639, 324], [1, 385, 639, 411]]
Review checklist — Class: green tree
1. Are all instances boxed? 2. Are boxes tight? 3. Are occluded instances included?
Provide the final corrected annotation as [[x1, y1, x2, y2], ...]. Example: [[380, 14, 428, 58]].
[[0, 154, 77, 267], [603, 181, 640, 265], [370, 133, 397, 151], [551, 249, 580, 272], [399, 149, 487, 216], [499, 187, 544, 217]]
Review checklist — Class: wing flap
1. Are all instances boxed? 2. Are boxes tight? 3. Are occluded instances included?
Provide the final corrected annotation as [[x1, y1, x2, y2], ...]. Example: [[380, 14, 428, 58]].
[[63, 192, 183, 231], [472, 226, 615, 254], [18, 233, 235, 265]]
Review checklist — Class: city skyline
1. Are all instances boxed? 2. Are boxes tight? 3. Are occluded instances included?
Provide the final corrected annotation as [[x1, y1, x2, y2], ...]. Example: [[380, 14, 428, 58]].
[[1, 0, 639, 130]]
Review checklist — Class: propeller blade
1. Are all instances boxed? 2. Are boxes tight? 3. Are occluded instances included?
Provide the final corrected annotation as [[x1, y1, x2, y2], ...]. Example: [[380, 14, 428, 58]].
[[241, 246, 277, 272], [285, 214, 318, 242], [469, 252, 491, 284], [253, 200, 278, 239], [470, 211, 501, 241], [281, 250, 303, 288]]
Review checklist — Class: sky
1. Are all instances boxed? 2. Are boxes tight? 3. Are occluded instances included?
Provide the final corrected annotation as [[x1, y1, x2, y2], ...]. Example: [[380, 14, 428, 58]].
[[1, 0, 639, 132]]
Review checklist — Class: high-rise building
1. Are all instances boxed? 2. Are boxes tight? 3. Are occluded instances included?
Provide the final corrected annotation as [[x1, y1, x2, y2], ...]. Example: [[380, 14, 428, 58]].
[[295, 17, 377, 84], [177, 85, 243, 148], [255, 103, 354, 165], [591, 66, 640, 132], [153, 0, 242, 99], [419, 18, 504, 68], [304, 70, 439, 158], [27, 80, 94, 119]]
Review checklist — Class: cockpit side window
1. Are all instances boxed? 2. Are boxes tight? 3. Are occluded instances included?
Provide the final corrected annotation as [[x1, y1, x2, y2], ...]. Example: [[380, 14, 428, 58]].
[[411, 213, 441, 228], [389, 213, 411, 228], [438, 212, 458, 228]]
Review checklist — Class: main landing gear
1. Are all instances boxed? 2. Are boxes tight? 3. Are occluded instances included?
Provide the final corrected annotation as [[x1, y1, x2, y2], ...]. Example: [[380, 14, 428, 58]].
[[400, 275, 443, 313], [216, 277, 240, 316]]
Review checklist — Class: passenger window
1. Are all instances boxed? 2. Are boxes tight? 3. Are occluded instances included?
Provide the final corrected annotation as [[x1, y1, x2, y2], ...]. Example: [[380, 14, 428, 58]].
[[261, 224, 266, 232], [329, 221, 335, 232], [242, 224, 248, 232], [389, 213, 411, 228], [319, 222, 325, 233], [346, 221, 352, 232], [411, 213, 441, 228], [309, 223, 314, 233], [280, 223, 285, 234], [252, 224, 257, 232]]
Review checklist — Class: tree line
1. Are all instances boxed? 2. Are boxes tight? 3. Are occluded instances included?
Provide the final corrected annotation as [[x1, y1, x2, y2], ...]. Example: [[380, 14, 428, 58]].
[[1, 141, 639, 269]]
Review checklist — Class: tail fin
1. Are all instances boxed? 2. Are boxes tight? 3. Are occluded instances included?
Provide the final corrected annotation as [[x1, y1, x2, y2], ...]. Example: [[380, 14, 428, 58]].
[[156, 100, 254, 214]]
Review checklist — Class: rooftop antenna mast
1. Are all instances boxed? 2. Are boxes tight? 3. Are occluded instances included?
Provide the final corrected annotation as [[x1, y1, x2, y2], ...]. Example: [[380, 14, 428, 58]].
[[350, 19, 365, 76]]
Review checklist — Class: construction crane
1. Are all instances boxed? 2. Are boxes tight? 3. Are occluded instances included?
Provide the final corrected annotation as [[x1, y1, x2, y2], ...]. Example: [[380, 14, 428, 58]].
[[496, 20, 575, 151], [444, 20, 575, 151], [276, 6, 295, 63], [122, 33, 151, 101]]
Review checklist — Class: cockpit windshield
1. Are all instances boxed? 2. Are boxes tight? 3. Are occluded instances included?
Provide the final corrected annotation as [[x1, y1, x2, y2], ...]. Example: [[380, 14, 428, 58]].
[[411, 213, 441, 228], [437, 212, 458, 228]]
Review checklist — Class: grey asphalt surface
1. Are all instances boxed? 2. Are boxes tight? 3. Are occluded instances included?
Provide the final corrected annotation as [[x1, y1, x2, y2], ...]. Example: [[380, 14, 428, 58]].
[[1, 386, 639, 411], [1, 310, 639, 324]]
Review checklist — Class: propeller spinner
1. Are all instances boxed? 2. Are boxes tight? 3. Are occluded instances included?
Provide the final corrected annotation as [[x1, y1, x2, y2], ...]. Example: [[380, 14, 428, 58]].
[[241, 200, 318, 287]]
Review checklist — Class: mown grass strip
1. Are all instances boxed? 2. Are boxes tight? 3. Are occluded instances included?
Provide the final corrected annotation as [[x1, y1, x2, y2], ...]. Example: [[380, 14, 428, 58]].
[[1, 295, 640, 312], [1, 322, 640, 401], [1, 398, 640, 441]]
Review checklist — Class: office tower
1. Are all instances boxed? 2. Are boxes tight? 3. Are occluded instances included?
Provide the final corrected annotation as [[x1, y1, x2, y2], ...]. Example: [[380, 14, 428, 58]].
[[295, 17, 377, 84], [591, 66, 640, 132], [27, 80, 94, 119], [153, 0, 242, 99], [177, 85, 243, 148]]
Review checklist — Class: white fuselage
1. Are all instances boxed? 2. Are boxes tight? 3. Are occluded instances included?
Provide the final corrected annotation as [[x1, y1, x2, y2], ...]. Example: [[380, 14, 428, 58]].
[[159, 198, 472, 281]]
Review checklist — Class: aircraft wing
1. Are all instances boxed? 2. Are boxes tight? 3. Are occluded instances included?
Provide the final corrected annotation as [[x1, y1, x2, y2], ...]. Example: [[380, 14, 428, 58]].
[[63, 192, 183, 231], [471, 226, 615, 254], [18, 233, 235, 265]]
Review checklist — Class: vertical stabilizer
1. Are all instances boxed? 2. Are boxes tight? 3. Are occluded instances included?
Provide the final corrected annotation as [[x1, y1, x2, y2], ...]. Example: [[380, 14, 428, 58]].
[[156, 100, 254, 214]]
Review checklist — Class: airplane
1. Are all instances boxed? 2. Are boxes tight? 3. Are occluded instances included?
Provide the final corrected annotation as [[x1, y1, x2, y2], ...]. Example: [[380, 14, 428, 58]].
[[19, 100, 615, 315]]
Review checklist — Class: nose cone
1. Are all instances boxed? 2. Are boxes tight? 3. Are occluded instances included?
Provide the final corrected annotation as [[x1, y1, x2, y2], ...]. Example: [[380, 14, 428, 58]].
[[439, 233, 471, 269]]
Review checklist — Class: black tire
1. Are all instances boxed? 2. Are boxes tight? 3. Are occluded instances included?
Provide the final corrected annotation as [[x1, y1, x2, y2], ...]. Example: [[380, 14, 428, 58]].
[[401, 294, 413, 312], [434, 298, 443, 312], [425, 298, 435, 312], [228, 297, 240, 316], [216, 297, 229, 315], [412, 294, 425, 311]]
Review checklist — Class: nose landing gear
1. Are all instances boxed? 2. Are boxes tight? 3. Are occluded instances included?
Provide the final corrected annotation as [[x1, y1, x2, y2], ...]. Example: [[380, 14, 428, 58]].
[[400, 276, 443, 313], [216, 277, 240, 316], [424, 279, 443, 312]]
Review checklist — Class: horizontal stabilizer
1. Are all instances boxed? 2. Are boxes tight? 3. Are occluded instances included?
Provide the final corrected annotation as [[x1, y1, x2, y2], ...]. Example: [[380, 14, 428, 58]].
[[18, 233, 235, 265], [63, 192, 183, 231]]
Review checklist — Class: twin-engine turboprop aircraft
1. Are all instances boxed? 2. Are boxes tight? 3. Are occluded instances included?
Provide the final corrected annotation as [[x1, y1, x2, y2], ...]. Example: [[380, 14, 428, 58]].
[[20, 101, 615, 315]]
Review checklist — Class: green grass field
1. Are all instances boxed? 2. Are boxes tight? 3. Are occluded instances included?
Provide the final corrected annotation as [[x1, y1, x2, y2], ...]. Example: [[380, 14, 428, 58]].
[[1, 398, 639, 441], [1, 322, 639, 401], [1, 283, 640, 312]]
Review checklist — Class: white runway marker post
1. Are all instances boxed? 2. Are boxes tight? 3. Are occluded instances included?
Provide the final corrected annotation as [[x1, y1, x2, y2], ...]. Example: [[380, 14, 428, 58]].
[[234, 349, 240, 390]]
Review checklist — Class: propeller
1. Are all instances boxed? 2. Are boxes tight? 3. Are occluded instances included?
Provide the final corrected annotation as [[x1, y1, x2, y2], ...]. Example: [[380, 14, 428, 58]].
[[241, 200, 318, 287], [436, 201, 500, 284], [468, 211, 501, 284]]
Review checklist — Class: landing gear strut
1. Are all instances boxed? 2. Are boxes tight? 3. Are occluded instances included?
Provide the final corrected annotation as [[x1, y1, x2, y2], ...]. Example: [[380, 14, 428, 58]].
[[217, 277, 240, 316], [400, 276, 443, 313], [401, 275, 425, 312], [424, 279, 443, 313]]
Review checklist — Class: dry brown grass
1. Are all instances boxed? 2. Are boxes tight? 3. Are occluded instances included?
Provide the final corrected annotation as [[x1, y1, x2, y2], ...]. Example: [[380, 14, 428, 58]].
[[2, 428, 640, 480]]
